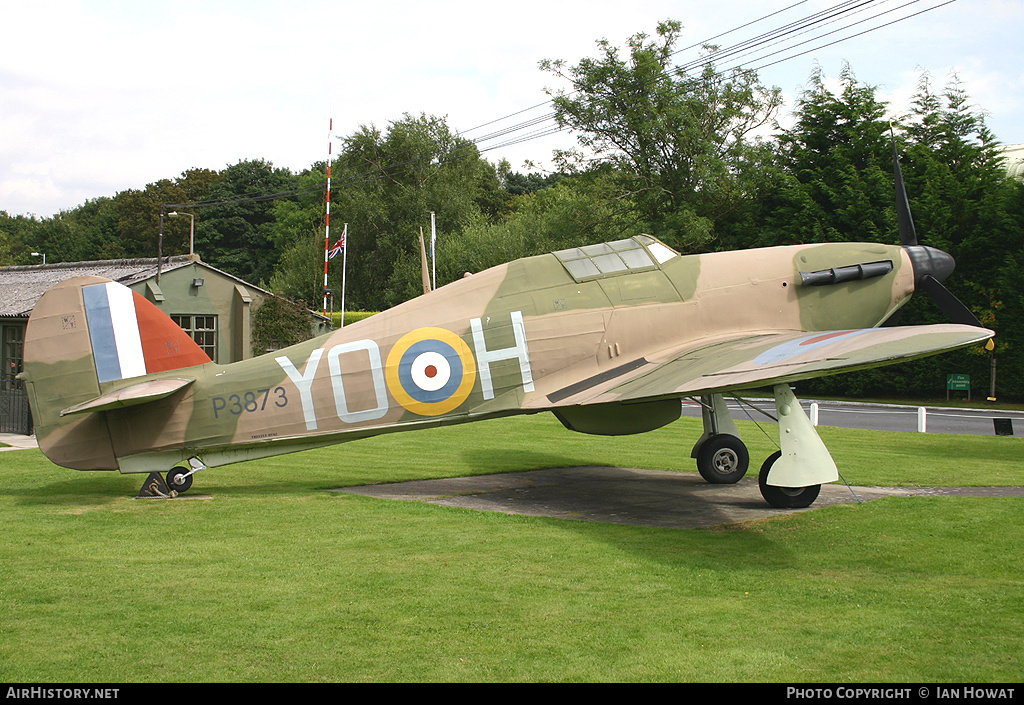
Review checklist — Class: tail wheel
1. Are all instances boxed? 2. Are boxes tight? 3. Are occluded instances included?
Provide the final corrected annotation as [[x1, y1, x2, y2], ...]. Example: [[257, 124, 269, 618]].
[[166, 467, 193, 493], [757, 451, 821, 508], [696, 434, 749, 484]]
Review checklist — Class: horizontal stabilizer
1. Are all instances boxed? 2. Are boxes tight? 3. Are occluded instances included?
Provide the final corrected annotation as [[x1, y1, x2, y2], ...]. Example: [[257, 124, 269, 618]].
[[60, 377, 194, 417]]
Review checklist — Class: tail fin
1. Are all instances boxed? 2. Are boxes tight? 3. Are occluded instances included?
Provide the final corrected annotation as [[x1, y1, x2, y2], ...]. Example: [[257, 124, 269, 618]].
[[22, 276, 211, 470]]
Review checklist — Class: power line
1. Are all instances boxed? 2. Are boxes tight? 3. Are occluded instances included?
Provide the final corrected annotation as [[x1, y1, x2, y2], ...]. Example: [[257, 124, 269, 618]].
[[468, 0, 956, 155], [171, 0, 959, 210], [746, 0, 959, 72], [676, 0, 881, 73]]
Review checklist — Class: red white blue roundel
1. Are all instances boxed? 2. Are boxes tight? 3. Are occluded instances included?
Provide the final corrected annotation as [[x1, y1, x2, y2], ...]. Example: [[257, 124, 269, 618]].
[[754, 330, 870, 366], [386, 327, 477, 416]]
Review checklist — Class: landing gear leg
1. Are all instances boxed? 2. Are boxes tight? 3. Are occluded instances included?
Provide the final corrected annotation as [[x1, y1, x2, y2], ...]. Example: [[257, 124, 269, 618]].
[[691, 394, 749, 484], [757, 385, 836, 508], [758, 451, 821, 508], [166, 467, 193, 493], [165, 457, 206, 495]]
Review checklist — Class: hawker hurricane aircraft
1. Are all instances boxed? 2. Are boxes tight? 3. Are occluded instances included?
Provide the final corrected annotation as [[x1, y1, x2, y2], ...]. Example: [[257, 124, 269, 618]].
[[21, 149, 993, 508]]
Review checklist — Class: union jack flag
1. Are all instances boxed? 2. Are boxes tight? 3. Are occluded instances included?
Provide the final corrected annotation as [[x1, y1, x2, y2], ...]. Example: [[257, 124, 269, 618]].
[[328, 233, 345, 259]]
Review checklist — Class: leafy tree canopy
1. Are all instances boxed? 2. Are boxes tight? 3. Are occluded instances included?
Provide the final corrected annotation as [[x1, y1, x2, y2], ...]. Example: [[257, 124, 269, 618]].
[[541, 20, 782, 252]]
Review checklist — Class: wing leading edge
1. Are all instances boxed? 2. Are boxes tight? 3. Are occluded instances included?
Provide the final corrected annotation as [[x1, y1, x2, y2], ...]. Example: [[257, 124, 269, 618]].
[[532, 324, 994, 408]]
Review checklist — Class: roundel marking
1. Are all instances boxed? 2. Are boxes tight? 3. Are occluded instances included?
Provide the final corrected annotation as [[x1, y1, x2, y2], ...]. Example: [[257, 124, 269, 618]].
[[386, 327, 477, 416], [753, 329, 870, 366]]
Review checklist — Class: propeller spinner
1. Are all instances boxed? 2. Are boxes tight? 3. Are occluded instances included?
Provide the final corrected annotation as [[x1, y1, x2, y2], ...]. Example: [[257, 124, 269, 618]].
[[891, 131, 982, 327]]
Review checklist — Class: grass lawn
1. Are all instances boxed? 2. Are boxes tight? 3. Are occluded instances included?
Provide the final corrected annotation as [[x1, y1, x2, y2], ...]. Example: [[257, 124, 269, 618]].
[[0, 414, 1021, 682]]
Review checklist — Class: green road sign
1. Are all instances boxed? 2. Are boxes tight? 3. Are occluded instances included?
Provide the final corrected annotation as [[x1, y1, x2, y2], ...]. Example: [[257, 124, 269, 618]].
[[947, 373, 971, 391]]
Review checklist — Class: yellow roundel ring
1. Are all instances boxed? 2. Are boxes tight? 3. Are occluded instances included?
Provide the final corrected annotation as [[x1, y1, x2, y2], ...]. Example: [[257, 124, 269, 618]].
[[385, 327, 477, 416]]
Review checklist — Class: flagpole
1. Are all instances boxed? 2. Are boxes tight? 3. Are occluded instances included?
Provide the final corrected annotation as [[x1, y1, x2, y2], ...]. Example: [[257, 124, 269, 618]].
[[430, 211, 436, 290], [340, 223, 348, 328], [323, 118, 333, 317]]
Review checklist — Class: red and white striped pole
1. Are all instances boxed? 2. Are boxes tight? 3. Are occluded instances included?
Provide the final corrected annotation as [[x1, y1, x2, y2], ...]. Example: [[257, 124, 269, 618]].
[[323, 118, 332, 317]]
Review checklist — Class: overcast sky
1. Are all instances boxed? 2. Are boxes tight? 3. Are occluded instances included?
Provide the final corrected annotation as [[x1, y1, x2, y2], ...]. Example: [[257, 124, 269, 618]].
[[2, 0, 1021, 218]]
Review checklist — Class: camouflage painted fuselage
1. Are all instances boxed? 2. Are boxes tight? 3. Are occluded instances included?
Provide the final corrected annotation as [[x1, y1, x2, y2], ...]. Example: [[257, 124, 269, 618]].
[[25, 236, 986, 475]]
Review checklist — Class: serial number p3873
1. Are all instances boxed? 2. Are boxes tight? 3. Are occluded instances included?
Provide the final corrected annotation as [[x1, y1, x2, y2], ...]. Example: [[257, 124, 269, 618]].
[[212, 387, 288, 418]]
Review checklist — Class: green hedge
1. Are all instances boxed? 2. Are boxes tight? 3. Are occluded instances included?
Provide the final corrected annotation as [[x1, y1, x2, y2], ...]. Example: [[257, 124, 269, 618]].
[[330, 310, 378, 328]]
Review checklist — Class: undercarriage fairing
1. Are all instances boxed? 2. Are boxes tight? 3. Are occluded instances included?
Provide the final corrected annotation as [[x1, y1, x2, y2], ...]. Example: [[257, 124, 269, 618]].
[[553, 399, 682, 436]]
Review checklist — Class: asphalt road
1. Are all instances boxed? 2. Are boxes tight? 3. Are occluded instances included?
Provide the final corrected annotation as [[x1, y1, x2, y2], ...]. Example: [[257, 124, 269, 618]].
[[681, 397, 1024, 437]]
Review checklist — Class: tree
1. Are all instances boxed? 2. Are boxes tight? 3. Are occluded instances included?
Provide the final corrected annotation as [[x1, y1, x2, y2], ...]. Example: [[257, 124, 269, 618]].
[[898, 72, 1024, 400], [269, 226, 329, 309], [270, 167, 328, 253], [112, 179, 193, 258], [540, 20, 782, 252], [497, 159, 565, 196], [901, 72, 1013, 282], [251, 294, 318, 355], [766, 64, 895, 247], [439, 173, 643, 279], [768, 65, 1024, 399], [193, 160, 297, 285], [327, 113, 506, 309], [0, 211, 41, 265]]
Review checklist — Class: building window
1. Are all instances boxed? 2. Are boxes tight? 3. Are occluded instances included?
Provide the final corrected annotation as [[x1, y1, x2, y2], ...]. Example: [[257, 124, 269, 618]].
[[171, 315, 217, 362]]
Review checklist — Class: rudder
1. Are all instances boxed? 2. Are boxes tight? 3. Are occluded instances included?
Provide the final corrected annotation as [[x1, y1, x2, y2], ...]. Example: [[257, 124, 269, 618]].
[[22, 276, 211, 470]]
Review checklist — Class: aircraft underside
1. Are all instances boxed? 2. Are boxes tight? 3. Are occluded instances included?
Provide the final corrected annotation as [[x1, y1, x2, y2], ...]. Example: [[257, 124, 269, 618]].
[[146, 383, 835, 510]]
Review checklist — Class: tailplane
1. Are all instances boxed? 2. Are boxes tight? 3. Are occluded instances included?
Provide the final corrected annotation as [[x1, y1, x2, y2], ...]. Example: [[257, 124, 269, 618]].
[[22, 276, 211, 470]]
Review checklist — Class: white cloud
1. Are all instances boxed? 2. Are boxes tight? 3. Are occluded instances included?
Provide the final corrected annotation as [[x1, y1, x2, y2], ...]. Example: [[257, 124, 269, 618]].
[[1, 0, 1020, 217]]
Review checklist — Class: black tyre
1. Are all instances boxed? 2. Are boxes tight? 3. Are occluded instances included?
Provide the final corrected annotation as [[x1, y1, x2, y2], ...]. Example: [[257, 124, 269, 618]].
[[696, 434, 749, 484], [757, 451, 821, 508], [166, 467, 193, 493]]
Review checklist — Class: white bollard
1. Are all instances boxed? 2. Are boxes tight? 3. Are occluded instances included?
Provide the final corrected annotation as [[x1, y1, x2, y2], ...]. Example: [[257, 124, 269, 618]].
[[810, 402, 819, 426], [918, 406, 927, 433]]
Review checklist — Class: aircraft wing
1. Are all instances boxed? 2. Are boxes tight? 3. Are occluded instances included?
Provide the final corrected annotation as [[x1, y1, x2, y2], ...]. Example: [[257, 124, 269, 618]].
[[534, 324, 993, 408]]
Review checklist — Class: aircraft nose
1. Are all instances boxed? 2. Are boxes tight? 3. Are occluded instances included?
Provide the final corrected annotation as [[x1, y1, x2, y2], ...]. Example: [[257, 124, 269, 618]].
[[905, 245, 955, 285]]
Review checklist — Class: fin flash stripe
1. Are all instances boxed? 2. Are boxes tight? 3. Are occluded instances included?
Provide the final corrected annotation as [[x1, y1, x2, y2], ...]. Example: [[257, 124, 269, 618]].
[[83, 282, 148, 383], [82, 281, 210, 383]]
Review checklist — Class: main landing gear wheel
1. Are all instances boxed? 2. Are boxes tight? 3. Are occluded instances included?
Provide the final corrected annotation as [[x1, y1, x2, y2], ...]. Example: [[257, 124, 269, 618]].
[[757, 451, 821, 508], [166, 467, 193, 494], [696, 434, 749, 484]]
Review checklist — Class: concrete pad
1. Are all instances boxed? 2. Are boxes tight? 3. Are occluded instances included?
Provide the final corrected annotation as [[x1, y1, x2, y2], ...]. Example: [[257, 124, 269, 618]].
[[332, 466, 934, 529], [0, 433, 38, 451]]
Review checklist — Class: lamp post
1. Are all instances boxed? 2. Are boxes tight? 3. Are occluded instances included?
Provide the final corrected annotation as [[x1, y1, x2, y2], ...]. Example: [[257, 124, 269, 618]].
[[30, 252, 46, 264], [167, 211, 196, 257]]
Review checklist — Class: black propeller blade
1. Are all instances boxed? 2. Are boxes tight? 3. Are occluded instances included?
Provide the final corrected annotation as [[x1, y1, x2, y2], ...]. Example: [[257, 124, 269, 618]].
[[917, 274, 983, 327], [891, 130, 918, 247], [890, 128, 983, 328]]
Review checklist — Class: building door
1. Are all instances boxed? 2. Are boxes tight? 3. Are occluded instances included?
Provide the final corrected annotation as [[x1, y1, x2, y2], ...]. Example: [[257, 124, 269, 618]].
[[0, 323, 31, 435]]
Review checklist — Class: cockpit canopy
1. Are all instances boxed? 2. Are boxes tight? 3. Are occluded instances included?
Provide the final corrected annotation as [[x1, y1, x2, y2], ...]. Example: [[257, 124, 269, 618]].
[[553, 235, 678, 282]]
